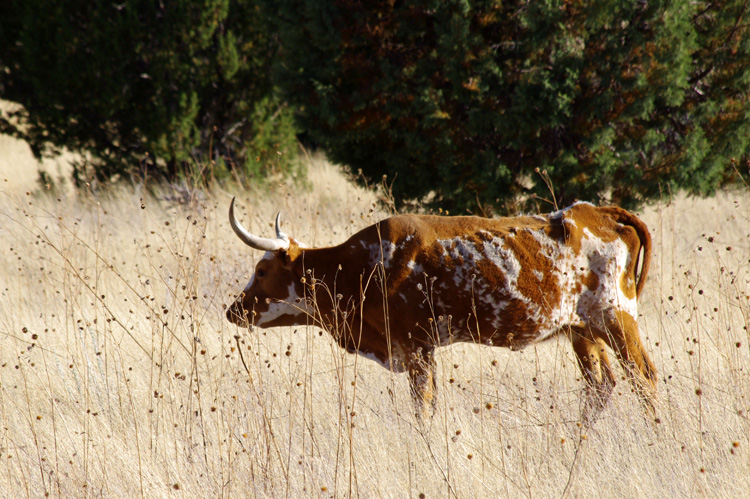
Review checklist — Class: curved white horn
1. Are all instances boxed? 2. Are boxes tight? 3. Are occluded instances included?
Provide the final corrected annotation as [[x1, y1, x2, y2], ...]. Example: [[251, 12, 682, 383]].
[[229, 197, 290, 251], [275, 212, 289, 241]]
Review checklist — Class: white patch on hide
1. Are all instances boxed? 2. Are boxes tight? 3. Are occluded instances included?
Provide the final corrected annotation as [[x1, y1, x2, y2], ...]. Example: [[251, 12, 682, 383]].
[[256, 282, 313, 326]]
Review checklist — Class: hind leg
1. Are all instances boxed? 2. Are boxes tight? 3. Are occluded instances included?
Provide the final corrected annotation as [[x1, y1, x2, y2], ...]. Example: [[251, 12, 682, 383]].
[[407, 348, 437, 420], [597, 310, 658, 417], [569, 326, 616, 421]]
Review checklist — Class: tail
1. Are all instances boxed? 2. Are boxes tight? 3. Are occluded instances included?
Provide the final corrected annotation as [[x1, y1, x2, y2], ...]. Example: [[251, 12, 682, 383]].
[[599, 207, 652, 299]]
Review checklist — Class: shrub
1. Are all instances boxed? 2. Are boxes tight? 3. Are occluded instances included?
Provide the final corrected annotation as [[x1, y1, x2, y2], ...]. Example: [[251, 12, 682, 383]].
[[0, 0, 299, 186], [270, 0, 750, 213]]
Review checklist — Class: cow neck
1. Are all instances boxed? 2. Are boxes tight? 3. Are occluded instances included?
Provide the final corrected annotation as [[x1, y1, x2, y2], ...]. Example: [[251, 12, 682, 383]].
[[291, 242, 364, 301]]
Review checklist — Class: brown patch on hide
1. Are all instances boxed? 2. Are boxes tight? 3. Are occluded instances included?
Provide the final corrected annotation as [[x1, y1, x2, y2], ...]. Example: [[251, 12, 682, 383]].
[[508, 228, 560, 313], [581, 269, 600, 294]]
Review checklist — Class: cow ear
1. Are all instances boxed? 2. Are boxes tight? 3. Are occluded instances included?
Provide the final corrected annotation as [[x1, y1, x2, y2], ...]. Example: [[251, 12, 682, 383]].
[[278, 249, 294, 269]]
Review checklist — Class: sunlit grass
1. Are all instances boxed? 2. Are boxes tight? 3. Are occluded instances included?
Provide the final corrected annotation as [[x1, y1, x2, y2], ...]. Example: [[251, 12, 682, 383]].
[[0, 157, 748, 497]]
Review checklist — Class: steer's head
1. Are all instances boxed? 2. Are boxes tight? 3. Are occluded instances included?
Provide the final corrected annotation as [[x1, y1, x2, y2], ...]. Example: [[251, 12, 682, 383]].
[[226, 197, 310, 329]]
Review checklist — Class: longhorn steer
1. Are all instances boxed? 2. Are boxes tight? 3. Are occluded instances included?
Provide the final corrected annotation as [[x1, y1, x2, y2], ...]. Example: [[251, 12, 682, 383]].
[[226, 198, 657, 419]]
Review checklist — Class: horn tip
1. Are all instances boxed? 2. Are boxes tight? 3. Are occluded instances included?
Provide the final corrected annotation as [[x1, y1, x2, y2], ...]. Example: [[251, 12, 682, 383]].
[[229, 197, 237, 220]]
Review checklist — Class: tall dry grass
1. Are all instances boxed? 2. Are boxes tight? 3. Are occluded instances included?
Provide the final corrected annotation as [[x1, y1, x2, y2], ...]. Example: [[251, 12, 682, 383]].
[[0, 154, 748, 497]]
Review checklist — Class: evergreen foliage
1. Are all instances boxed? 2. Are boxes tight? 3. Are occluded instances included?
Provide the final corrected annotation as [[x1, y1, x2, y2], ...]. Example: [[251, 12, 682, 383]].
[[270, 0, 750, 212], [0, 0, 299, 186]]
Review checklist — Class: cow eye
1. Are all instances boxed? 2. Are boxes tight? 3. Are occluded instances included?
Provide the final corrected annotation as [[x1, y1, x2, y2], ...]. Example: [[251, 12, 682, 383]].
[[257, 269, 266, 278]]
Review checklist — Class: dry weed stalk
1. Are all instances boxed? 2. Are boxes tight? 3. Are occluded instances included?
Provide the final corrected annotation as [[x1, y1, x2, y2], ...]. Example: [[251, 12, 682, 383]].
[[0, 160, 748, 496]]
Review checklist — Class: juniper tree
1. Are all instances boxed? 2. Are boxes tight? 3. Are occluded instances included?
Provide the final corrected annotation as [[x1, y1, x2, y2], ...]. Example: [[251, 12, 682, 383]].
[[0, 0, 298, 186], [269, 0, 750, 212]]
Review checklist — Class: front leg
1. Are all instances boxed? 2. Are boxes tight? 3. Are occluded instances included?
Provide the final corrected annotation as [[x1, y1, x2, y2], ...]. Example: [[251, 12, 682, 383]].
[[407, 347, 437, 419]]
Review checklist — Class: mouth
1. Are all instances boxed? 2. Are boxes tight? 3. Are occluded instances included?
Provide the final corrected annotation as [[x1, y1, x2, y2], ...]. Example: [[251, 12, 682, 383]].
[[226, 305, 253, 328]]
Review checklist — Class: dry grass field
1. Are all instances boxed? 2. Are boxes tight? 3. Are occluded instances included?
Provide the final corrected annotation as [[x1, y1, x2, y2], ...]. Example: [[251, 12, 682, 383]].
[[0, 147, 748, 497]]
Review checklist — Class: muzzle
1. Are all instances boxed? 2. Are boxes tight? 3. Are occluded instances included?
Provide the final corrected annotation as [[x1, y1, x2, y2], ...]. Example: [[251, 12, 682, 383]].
[[226, 301, 254, 329]]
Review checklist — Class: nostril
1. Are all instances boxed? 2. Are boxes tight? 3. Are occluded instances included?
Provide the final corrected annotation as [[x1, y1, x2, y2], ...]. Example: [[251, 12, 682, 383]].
[[227, 303, 243, 319]]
